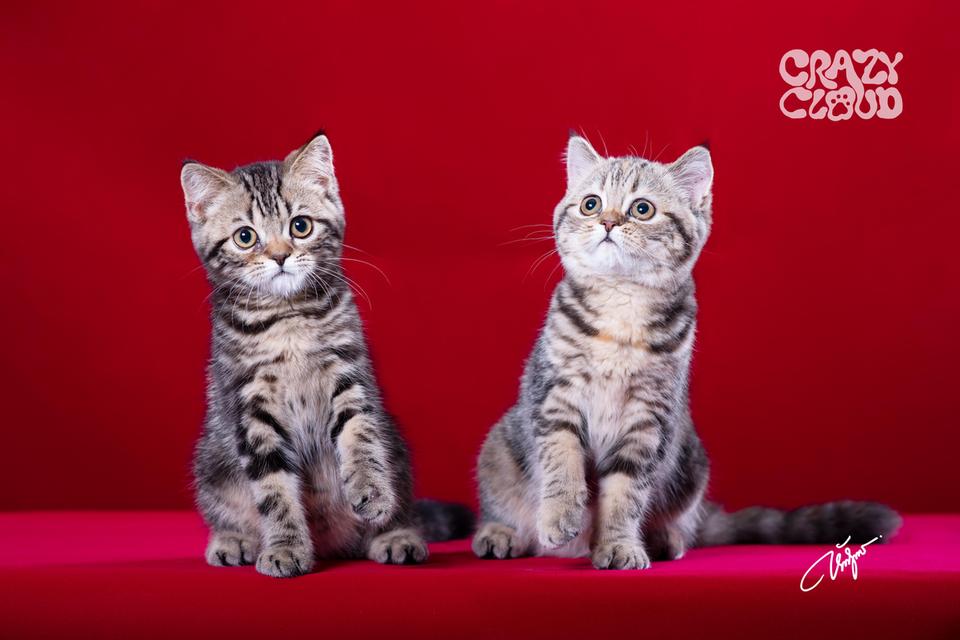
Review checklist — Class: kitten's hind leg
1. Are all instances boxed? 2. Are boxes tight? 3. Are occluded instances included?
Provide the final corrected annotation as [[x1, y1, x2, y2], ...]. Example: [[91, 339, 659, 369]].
[[472, 417, 536, 559], [197, 479, 261, 567], [367, 527, 428, 565], [195, 438, 261, 567], [206, 530, 259, 566]]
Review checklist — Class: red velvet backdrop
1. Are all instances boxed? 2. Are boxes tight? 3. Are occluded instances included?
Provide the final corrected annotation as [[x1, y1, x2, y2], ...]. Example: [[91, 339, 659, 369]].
[[2, 1, 957, 512]]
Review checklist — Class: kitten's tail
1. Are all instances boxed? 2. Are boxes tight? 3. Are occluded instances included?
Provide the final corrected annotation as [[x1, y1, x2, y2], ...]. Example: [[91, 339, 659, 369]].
[[414, 499, 476, 542], [696, 500, 902, 547]]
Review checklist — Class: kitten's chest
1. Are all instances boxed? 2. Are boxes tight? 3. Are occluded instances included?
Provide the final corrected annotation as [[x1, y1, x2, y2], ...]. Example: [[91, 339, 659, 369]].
[[235, 319, 333, 434], [580, 360, 642, 456]]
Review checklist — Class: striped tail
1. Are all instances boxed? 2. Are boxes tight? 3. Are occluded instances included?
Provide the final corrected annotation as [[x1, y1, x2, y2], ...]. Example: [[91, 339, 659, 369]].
[[414, 499, 476, 542], [697, 500, 902, 546]]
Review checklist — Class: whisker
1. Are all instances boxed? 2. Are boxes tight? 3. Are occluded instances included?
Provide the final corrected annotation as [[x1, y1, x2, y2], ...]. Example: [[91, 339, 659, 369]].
[[523, 248, 559, 283], [316, 263, 373, 309], [339, 256, 391, 286]]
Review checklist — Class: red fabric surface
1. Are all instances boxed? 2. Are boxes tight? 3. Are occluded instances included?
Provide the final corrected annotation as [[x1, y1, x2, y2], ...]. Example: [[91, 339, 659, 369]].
[[1, 513, 957, 638], [1, 2, 958, 514]]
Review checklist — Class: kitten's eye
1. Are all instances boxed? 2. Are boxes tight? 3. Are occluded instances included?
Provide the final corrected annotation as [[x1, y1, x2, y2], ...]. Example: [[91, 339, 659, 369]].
[[579, 195, 601, 215], [233, 226, 257, 249], [630, 198, 656, 221], [290, 216, 313, 239]]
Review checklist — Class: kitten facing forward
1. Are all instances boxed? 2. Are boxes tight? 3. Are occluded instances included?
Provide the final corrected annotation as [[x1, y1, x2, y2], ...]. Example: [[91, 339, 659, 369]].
[[473, 134, 901, 569], [182, 133, 471, 577]]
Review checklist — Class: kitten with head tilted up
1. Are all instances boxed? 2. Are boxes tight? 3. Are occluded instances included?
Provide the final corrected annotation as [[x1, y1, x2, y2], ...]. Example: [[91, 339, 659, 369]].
[[182, 133, 471, 577], [473, 134, 901, 568]]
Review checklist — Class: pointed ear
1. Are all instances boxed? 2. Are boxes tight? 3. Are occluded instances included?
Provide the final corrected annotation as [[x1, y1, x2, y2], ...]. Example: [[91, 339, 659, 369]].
[[565, 134, 601, 187], [286, 133, 336, 189], [180, 162, 234, 224], [669, 146, 713, 208]]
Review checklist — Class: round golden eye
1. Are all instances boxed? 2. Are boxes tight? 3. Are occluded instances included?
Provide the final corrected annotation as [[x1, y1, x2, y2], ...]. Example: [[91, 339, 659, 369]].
[[630, 198, 656, 221], [579, 195, 601, 215], [233, 226, 257, 249], [290, 216, 313, 239]]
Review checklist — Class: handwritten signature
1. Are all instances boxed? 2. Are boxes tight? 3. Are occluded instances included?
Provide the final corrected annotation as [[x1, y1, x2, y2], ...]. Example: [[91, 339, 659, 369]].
[[800, 535, 882, 592]]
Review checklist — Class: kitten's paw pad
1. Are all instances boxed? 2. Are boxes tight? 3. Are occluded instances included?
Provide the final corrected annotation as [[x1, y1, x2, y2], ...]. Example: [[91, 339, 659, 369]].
[[368, 529, 428, 565], [537, 501, 584, 549], [591, 540, 651, 570], [472, 523, 522, 559], [255, 545, 314, 578], [205, 533, 258, 567], [344, 474, 396, 525]]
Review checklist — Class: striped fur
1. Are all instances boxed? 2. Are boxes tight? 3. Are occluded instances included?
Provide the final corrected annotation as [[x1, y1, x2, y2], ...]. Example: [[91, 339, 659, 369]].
[[472, 134, 900, 569], [183, 134, 468, 577]]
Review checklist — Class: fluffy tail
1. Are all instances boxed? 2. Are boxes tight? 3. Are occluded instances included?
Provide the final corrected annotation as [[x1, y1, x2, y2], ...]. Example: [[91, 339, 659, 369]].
[[697, 500, 902, 547], [414, 499, 476, 542]]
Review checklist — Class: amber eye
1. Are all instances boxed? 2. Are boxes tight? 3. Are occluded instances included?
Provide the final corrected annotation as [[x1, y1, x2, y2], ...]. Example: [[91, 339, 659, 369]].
[[233, 226, 257, 249], [290, 216, 313, 239], [579, 195, 601, 215], [630, 198, 656, 221]]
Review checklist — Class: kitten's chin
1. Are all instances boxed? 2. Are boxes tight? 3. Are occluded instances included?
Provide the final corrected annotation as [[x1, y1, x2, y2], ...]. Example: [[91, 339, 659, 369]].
[[266, 272, 307, 298], [564, 246, 662, 285], [576, 242, 634, 277]]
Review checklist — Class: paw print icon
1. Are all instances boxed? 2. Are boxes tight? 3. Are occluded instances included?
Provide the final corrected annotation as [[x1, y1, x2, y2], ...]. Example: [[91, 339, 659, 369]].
[[826, 87, 856, 121]]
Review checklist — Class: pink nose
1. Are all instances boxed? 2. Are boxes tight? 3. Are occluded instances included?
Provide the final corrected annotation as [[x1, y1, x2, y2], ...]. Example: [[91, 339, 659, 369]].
[[270, 252, 290, 266], [599, 211, 625, 233]]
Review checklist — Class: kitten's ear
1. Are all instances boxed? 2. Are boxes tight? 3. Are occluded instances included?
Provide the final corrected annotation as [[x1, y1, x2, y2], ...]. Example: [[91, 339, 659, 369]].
[[180, 161, 234, 224], [669, 146, 714, 208], [565, 134, 601, 188], [286, 133, 336, 189]]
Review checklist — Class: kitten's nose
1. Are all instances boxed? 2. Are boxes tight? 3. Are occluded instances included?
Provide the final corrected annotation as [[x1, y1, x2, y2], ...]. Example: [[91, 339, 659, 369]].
[[270, 252, 290, 266], [600, 211, 624, 233]]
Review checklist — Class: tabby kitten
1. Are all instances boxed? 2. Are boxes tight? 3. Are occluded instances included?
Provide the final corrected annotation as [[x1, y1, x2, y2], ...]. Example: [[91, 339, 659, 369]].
[[182, 133, 470, 577], [473, 134, 901, 569]]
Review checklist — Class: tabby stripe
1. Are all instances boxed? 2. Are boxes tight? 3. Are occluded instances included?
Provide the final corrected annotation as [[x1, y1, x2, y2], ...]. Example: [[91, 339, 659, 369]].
[[535, 419, 582, 439], [328, 342, 364, 362], [219, 310, 284, 335], [332, 374, 358, 399], [204, 237, 230, 262], [649, 315, 695, 353], [257, 493, 282, 516], [250, 407, 290, 442], [598, 455, 654, 479], [316, 218, 342, 240], [245, 449, 292, 480], [556, 295, 599, 337], [330, 408, 358, 442], [505, 433, 533, 477], [565, 279, 595, 315], [649, 292, 692, 329], [662, 212, 693, 263]]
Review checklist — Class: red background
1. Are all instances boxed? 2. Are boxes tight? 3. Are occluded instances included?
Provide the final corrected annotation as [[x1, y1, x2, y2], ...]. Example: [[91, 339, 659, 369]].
[[2, 1, 957, 513]]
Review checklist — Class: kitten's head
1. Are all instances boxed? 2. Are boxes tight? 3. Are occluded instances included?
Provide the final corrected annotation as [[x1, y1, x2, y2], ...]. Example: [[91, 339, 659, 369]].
[[181, 134, 344, 301], [554, 134, 713, 287]]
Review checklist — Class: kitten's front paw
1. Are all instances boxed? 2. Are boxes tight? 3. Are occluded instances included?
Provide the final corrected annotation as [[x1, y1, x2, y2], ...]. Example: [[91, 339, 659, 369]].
[[368, 529, 428, 565], [255, 545, 314, 578], [591, 539, 651, 570], [537, 499, 585, 549], [205, 532, 258, 567], [344, 471, 396, 525]]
